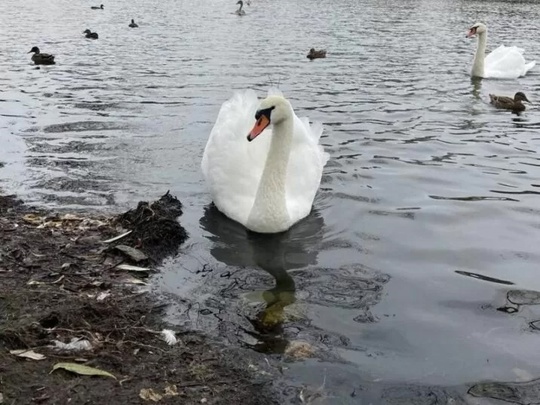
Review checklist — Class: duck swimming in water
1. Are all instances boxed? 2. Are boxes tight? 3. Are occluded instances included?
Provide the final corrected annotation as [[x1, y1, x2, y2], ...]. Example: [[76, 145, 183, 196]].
[[91, 4, 104, 9], [28, 46, 55, 65], [307, 48, 326, 60], [489, 92, 530, 112], [235, 1, 246, 15], [129, 19, 139, 28], [83, 29, 99, 39]]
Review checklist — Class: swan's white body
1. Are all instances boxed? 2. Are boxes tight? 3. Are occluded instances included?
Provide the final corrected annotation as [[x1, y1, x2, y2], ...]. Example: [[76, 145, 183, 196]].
[[202, 90, 328, 233], [468, 23, 535, 79]]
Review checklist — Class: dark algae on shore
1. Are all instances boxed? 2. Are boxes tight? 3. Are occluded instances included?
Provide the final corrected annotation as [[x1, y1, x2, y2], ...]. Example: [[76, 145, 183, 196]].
[[0, 193, 279, 405]]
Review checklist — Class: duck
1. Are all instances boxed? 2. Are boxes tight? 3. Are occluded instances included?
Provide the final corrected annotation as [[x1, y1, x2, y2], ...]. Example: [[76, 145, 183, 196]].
[[129, 19, 139, 28], [201, 89, 329, 234], [83, 29, 99, 39], [28, 46, 55, 65], [466, 23, 535, 79], [489, 92, 530, 112], [235, 0, 246, 15], [307, 48, 326, 60], [91, 4, 104, 9]]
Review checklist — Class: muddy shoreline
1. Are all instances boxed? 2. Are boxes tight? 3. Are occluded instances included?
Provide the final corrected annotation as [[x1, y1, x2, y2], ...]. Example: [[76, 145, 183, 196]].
[[0, 193, 281, 404]]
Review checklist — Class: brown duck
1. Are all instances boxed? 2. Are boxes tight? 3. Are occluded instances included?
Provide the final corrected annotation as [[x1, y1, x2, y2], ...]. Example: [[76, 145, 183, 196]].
[[307, 48, 326, 60], [489, 92, 530, 112], [28, 46, 55, 65]]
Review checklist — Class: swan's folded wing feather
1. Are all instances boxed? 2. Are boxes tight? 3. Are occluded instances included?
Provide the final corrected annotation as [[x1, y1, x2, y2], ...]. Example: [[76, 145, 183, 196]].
[[202, 90, 271, 225], [485, 45, 532, 78], [285, 115, 329, 222]]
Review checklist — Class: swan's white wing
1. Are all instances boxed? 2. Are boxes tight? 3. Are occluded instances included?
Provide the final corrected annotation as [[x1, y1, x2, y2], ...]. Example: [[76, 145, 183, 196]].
[[286, 115, 329, 223], [485, 45, 535, 79], [202, 90, 271, 226]]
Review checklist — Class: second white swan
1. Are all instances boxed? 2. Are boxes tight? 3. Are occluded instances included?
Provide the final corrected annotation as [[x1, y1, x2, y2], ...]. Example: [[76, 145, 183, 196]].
[[467, 23, 535, 79], [202, 90, 328, 234]]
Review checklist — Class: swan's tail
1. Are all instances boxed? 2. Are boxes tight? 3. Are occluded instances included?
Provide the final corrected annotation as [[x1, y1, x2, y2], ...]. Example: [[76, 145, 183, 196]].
[[525, 60, 536, 74]]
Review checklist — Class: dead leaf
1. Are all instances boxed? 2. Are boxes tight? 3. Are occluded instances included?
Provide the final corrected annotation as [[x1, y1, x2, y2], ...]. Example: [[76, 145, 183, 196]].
[[51, 362, 116, 379], [114, 245, 148, 262], [120, 276, 148, 285], [103, 230, 133, 244], [96, 291, 111, 301], [285, 341, 316, 359], [139, 388, 163, 402], [164, 385, 178, 397], [116, 264, 151, 272], [10, 349, 46, 361]]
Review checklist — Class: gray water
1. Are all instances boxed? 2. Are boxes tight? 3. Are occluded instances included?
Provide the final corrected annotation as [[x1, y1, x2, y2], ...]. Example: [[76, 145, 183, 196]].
[[2, 0, 540, 402]]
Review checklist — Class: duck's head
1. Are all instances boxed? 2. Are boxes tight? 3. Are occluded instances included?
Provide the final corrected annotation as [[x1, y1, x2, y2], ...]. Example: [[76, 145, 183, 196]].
[[515, 92, 530, 103], [131, 19, 135, 23], [100, 4, 104, 8], [237, 1, 243, 5], [83, 29, 92, 34], [309, 48, 315, 54], [467, 23, 487, 38], [247, 96, 292, 142], [28, 46, 40, 54]]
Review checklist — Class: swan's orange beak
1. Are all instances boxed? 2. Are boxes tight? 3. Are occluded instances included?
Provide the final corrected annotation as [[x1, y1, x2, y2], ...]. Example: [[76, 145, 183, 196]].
[[466, 27, 476, 38], [247, 115, 270, 142]]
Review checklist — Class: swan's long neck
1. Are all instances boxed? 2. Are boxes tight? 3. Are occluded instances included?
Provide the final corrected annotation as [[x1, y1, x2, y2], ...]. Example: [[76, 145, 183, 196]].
[[472, 32, 487, 78], [247, 116, 293, 233]]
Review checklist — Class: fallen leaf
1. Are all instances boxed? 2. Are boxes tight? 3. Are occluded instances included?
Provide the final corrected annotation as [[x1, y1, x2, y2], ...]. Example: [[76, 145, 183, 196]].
[[114, 245, 148, 262], [139, 388, 163, 402], [164, 385, 178, 397], [285, 341, 316, 359], [96, 291, 111, 301], [51, 362, 116, 379], [27, 280, 45, 286], [120, 276, 148, 285], [116, 264, 151, 272], [103, 230, 133, 244], [10, 349, 46, 361]]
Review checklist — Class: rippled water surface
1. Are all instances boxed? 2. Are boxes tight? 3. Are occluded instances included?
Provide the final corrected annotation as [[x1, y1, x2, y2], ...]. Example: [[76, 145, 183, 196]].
[[3, 0, 540, 402]]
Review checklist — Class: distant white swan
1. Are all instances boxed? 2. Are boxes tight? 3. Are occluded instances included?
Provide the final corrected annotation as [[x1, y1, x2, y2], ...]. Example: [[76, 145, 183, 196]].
[[467, 23, 535, 79], [235, 0, 246, 15], [201, 90, 329, 234]]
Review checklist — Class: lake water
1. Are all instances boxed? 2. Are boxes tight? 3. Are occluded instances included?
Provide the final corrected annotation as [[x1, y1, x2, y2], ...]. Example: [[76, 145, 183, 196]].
[[2, 0, 540, 402]]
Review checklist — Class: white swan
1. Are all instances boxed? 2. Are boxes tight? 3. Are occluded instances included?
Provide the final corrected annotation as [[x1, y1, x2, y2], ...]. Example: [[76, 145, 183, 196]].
[[467, 23, 535, 79], [201, 90, 329, 234]]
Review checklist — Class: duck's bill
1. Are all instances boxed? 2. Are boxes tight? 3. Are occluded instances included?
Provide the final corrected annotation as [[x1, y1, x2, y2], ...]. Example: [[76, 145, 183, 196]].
[[247, 116, 270, 142], [466, 28, 477, 38]]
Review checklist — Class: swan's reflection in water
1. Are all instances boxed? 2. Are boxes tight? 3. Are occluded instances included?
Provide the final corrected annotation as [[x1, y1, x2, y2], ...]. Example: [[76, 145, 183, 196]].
[[471, 77, 482, 100], [199, 204, 325, 348]]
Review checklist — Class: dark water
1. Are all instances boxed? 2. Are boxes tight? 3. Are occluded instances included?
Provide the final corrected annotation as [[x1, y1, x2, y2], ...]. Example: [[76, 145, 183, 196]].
[[2, 0, 540, 402]]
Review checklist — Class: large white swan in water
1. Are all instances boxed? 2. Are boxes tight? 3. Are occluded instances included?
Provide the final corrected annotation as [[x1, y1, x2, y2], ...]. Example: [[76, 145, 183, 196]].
[[467, 22, 535, 79], [202, 90, 329, 234]]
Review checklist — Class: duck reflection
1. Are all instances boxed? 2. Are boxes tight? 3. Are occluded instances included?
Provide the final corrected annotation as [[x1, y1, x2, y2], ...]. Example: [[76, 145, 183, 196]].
[[199, 203, 324, 333]]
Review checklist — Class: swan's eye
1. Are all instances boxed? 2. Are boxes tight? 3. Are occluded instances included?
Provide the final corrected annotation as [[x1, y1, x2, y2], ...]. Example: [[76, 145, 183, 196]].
[[255, 106, 275, 120]]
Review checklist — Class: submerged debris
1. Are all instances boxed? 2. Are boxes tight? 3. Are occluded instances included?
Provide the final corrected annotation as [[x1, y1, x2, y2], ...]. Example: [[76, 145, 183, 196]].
[[0, 192, 279, 405], [115, 191, 187, 261]]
